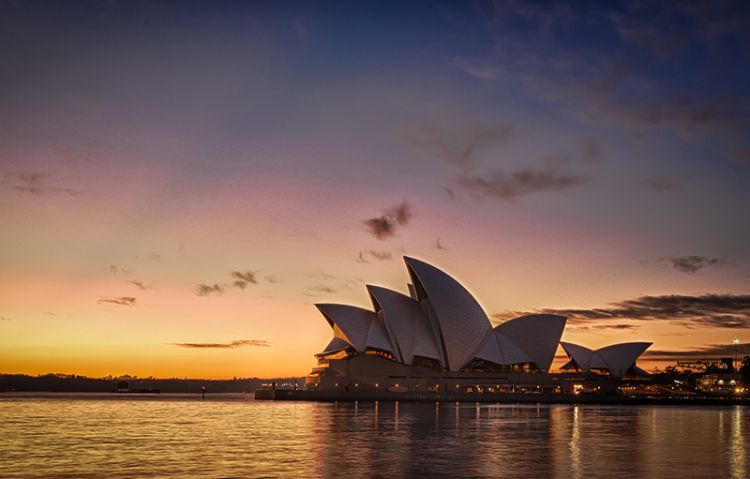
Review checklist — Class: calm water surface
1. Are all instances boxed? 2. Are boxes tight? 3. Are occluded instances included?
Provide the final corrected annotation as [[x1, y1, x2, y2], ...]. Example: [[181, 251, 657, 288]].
[[0, 393, 748, 478]]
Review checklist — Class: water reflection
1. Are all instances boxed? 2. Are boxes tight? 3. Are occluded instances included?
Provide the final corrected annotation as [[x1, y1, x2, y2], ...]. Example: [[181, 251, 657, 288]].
[[0, 394, 748, 479]]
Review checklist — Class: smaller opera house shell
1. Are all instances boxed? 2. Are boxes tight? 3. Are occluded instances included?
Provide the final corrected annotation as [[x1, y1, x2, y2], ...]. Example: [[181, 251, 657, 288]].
[[308, 257, 650, 397]]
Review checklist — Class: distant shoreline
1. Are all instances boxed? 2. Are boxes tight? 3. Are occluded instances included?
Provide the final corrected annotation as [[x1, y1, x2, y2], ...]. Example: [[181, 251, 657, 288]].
[[0, 374, 300, 394]]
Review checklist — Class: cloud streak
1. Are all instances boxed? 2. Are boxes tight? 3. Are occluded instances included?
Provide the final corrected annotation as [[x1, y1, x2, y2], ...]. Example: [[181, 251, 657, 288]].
[[171, 339, 270, 349], [667, 255, 724, 274], [495, 293, 750, 329], [97, 296, 136, 306], [405, 125, 515, 171], [8, 173, 80, 196], [458, 168, 590, 201]]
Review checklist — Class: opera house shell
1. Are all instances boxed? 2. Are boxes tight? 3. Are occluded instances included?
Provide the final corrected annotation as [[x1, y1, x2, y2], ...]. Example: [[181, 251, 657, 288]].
[[308, 257, 650, 396]]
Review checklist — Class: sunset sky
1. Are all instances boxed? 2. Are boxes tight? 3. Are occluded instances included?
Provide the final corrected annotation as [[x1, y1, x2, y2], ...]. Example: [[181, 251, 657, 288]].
[[2, 1, 750, 379]]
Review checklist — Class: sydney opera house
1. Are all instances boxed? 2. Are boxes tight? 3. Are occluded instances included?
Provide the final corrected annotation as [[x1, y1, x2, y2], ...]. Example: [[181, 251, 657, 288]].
[[305, 257, 651, 399]]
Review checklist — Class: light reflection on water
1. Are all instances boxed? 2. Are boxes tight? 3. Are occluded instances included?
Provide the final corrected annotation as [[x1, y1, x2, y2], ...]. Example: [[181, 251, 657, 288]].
[[0, 393, 748, 479]]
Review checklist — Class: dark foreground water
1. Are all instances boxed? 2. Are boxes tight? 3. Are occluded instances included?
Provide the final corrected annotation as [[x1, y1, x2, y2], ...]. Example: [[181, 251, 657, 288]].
[[0, 393, 748, 479]]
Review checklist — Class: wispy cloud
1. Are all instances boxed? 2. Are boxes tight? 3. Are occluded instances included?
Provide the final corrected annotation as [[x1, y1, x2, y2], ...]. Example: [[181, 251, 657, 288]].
[[0, 316, 10, 321], [363, 201, 413, 240], [8, 173, 80, 196], [129, 280, 151, 290], [435, 238, 447, 250], [171, 339, 270, 349], [109, 265, 131, 275], [356, 250, 393, 263], [196, 284, 224, 296], [494, 293, 750, 329], [458, 168, 590, 201], [666, 255, 724, 274], [196, 269, 278, 296], [404, 125, 515, 171], [97, 296, 136, 306]]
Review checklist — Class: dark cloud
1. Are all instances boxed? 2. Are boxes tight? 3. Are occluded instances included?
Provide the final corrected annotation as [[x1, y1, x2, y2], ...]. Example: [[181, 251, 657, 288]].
[[196, 284, 224, 296], [363, 201, 413, 240], [230, 270, 258, 289], [569, 323, 639, 331], [494, 293, 750, 329], [171, 339, 270, 349], [667, 255, 723, 274], [405, 125, 515, 171], [97, 296, 136, 306], [128, 280, 150, 290], [458, 168, 590, 201], [641, 177, 677, 192], [8, 173, 80, 196], [644, 343, 750, 360]]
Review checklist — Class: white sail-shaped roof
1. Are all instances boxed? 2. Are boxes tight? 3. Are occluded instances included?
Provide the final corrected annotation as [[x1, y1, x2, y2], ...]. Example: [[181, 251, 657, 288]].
[[315, 304, 376, 353], [474, 332, 504, 364], [316, 337, 352, 357], [596, 342, 652, 377], [404, 257, 491, 371], [366, 285, 441, 365], [560, 342, 594, 371], [494, 314, 566, 371], [365, 314, 396, 355], [496, 332, 534, 365], [561, 341, 652, 377]]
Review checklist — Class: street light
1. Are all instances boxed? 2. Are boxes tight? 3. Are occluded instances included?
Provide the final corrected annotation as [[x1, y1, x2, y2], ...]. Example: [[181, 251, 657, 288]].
[[733, 338, 740, 371]]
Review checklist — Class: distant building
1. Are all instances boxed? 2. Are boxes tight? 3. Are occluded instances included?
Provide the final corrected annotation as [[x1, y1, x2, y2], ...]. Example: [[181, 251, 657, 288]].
[[306, 257, 652, 397]]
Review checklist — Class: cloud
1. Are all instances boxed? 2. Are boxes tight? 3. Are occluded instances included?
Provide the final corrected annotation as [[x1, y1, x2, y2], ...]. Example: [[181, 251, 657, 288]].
[[109, 265, 131, 275], [8, 173, 80, 196], [495, 293, 750, 329], [357, 250, 393, 263], [171, 339, 270, 349], [0, 316, 10, 321], [458, 168, 590, 201], [435, 238, 447, 250], [667, 255, 724, 274], [644, 343, 750, 360], [97, 296, 136, 306], [405, 125, 515, 171], [552, 294, 750, 329], [129, 280, 150, 290], [306, 285, 337, 294], [264, 274, 279, 284], [195, 284, 224, 296], [230, 270, 258, 289], [363, 201, 413, 240], [568, 323, 639, 331]]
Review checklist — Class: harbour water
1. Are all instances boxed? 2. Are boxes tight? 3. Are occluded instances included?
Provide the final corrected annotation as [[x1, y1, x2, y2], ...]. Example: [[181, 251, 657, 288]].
[[1, 393, 747, 478]]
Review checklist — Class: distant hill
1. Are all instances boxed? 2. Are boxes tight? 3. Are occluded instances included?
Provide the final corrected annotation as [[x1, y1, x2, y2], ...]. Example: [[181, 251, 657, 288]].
[[0, 374, 302, 393]]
